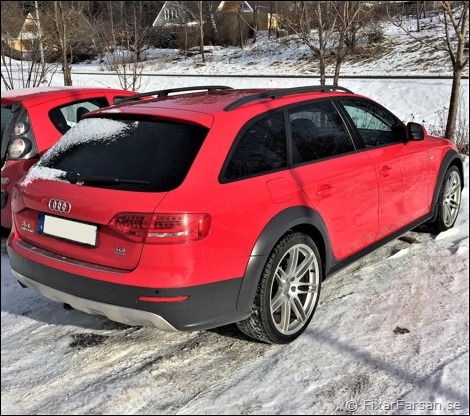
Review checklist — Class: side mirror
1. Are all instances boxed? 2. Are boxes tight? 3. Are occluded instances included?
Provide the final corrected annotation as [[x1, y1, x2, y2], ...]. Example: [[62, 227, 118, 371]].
[[406, 122, 426, 141]]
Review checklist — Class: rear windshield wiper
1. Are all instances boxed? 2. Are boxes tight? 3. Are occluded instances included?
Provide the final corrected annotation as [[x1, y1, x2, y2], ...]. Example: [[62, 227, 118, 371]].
[[65, 172, 151, 185]]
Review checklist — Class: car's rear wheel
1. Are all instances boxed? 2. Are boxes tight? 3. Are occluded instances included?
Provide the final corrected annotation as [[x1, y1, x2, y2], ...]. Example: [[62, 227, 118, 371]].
[[424, 166, 462, 234], [237, 232, 322, 344]]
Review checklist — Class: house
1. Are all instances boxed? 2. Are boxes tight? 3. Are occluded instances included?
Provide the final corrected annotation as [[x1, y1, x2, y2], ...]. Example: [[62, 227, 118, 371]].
[[3, 13, 40, 58], [152, 1, 279, 35]]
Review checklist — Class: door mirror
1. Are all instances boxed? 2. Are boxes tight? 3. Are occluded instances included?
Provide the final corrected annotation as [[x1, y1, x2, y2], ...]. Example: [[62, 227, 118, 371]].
[[406, 122, 426, 141]]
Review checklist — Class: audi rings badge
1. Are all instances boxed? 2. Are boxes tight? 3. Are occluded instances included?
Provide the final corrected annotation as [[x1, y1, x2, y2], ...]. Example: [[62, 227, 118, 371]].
[[48, 199, 72, 214]]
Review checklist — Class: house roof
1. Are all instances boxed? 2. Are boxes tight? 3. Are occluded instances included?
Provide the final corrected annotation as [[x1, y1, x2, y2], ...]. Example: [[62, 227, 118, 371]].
[[152, 1, 272, 27], [17, 13, 39, 40]]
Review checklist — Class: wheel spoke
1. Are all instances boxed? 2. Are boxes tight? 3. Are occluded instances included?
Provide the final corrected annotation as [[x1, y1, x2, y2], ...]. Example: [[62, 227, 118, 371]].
[[286, 247, 299, 276], [449, 181, 460, 195], [443, 205, 452, 224], [274, 267, 287, 285], [280, 299, 292, 332], [449, 199, 459, 209], [271, 289, 284, 313], [294, 253, 314, 280], [291, 296, 306, 323]]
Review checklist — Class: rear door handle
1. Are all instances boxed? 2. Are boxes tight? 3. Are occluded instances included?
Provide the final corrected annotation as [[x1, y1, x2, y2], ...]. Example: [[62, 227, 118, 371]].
[[379, 166, 392, 177]]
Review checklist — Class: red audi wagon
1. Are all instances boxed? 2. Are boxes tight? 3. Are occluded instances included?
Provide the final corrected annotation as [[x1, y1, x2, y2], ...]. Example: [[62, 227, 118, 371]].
[[1, 86, 138, 230], [7, 85, 463, 343]]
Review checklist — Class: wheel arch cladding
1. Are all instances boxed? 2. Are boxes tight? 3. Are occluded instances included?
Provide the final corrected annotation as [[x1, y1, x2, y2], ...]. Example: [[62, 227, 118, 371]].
[[431, 149, 464, 221], [236, 205, 332, 312]]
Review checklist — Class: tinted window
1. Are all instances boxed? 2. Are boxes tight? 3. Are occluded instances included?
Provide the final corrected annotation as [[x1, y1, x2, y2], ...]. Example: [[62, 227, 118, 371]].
[[341, 99, 403, 147], [1, 105, 14, 163], [43, 118, 208, 192], [1, 105, 13, 140], [289, 100, 354, 163], [49, 98, 109, 134], [225, 112, 287, 180]]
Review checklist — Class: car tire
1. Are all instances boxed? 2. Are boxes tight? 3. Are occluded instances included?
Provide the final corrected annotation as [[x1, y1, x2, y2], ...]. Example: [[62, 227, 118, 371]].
[[237, 232, 322, 344], [422, 165, 462, 234]]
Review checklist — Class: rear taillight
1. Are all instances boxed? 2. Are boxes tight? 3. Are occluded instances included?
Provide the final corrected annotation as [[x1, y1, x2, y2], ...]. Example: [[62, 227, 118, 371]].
[[8, 137, 32, 159], [108, 212, 211, 244]]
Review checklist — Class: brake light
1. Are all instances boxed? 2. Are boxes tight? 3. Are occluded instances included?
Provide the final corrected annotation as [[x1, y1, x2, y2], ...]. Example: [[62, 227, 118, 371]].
[[8, 137, 32, 159], [109, 212, 211, 244], [14, 121, 30, 135]]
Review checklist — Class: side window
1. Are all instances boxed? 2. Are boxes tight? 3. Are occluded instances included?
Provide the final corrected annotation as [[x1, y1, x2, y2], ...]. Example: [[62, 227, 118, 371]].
[[341, 99, 403, 147], [49, 98, 109, 134], [289, 100, 354, 164], [225, 112, 287, 180]]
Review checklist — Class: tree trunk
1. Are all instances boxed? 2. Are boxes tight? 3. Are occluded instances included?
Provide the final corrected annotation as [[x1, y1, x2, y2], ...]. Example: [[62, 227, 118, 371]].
[[55, 1, 72, 86], [445, 68, 462, 140], [199, 1, 205, 63], [334, 31, 345, 86], [238, 3, 244, 50]]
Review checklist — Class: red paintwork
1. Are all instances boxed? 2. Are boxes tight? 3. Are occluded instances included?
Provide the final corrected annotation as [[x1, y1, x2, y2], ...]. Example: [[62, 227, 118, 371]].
[[7, 88, 459, 294]]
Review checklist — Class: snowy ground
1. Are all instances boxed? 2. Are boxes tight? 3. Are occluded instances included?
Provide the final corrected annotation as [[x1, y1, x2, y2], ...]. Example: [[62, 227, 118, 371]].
[[1, 15, 470, 416]]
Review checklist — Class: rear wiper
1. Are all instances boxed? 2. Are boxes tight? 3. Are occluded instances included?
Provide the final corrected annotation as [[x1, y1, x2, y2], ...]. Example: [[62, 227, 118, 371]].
[[65, 172, 150, 185]]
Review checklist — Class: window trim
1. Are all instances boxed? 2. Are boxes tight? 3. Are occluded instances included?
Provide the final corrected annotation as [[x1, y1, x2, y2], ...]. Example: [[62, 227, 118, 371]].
[[335, 97, 406, 150]]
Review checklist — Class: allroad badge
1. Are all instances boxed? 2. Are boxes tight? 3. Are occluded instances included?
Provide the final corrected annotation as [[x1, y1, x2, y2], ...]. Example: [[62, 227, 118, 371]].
[[48, 198, 72, 213]]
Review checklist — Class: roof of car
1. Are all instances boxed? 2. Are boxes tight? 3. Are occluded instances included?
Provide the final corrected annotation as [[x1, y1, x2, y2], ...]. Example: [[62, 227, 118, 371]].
[[92, 86, 356, 125], [1, 86, 136, 106]]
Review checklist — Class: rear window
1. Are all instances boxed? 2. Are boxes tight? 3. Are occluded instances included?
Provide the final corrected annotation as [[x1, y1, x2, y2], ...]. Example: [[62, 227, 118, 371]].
[[1, 105, 13, 139], [1, 105, 14, 160], [40, 117, 208, 192]]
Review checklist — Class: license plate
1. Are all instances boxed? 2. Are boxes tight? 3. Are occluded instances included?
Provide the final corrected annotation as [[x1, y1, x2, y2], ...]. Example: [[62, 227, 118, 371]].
[[38, 213, 98, 247]]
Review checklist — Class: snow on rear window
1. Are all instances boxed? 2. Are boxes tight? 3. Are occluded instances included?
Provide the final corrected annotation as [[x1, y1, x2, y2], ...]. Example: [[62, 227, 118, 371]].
[[22, 118, 136, 185], [40, 118, 137, 166], [20, 165, 67, 186]]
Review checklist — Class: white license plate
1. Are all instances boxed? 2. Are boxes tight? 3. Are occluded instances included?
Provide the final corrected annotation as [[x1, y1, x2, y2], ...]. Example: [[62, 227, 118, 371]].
[[39, 214, 98, 247]]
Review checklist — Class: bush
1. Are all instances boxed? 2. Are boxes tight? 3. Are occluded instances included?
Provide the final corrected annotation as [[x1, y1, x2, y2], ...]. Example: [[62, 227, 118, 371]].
[[363, 24, 385, 44], [427, 98, 469, 155]]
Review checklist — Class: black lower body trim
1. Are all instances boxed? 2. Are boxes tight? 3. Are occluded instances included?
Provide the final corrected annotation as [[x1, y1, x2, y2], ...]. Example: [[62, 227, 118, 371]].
[[7, 246, 249, 331]]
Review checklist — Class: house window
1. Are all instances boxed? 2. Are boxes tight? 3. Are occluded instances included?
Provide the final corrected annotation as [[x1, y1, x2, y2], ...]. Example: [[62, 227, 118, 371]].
[[164, 8, 179, 20]]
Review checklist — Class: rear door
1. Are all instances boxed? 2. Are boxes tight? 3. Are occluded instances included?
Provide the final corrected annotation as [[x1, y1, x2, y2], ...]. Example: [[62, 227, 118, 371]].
[[288, 100, 379, 260]]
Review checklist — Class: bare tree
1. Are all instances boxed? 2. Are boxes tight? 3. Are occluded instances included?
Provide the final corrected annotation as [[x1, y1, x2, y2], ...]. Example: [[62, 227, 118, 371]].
[[50, 1, 97, 86], [197, 1, 205, 62], [331, 1, 366, 85], [1, 1, 58, 90], [441, 1, 469, 141], [97, 1, 158, 90], [387, 1, 469, 143], [53, 1, 72, 85], [252, 1, 258, 43], [279, 1, 337, 85], [237, 1, 245, 49]]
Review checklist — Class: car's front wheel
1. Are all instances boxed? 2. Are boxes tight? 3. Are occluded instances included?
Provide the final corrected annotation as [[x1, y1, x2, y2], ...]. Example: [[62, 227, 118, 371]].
[[423, 165, 462, 234], [237, 232, 322, 344]]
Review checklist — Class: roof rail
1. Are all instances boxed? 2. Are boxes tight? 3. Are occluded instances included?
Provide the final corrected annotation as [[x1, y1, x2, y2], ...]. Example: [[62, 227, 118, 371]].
[[116, 85, 233, 104], [224, 85, 353, 111]]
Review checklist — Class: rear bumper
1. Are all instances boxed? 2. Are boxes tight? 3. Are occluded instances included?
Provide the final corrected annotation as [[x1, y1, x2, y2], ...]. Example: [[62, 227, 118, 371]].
[[8, 245, 251, 331]]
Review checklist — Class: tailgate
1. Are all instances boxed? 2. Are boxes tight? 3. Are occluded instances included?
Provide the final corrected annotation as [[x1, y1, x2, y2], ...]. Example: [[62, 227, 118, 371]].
[[13, 180, 167, 270]]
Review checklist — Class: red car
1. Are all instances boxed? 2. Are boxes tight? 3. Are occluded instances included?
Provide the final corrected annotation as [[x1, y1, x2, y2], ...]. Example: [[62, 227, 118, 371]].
[[1, 86, 138, 230], [7, 85, 463, 344]]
